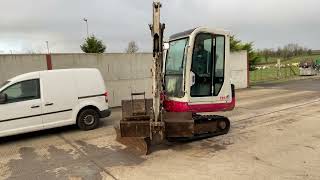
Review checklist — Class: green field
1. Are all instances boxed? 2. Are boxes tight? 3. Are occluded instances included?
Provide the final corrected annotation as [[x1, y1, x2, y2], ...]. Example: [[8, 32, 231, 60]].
[[249, 55, 320, 84], [250, 66, 299, 83], [257, 55, 320, 65]]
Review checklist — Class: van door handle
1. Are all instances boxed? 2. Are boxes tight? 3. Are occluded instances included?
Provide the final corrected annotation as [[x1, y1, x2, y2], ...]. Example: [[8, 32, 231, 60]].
[[45, 103, 54, 106], [31, 105, 40, 108]]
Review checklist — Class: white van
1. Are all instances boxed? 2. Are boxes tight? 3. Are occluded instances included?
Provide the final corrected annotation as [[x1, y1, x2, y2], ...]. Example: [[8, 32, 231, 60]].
[[0, 68, 111, 137]]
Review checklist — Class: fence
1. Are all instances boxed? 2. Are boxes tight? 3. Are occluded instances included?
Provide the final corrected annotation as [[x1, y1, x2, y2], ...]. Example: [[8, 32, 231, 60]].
[[250, 65, 299, 83]]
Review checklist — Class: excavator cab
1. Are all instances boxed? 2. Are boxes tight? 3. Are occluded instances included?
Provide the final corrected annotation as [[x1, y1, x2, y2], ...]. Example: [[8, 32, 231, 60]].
[[164, 27, 235, 113]]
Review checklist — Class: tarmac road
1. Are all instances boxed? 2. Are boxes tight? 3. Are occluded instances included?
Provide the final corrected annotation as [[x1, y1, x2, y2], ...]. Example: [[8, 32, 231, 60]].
[[1, 77, 320, 180]]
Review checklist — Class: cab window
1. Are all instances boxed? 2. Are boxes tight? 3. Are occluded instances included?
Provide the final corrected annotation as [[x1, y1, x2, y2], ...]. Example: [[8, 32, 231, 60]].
[[1, 79, 40, 103], [214, 35, 225, 95], [191, 33, 213, 97], [190, 33, 225, 97], [165, 38, 189, 98]]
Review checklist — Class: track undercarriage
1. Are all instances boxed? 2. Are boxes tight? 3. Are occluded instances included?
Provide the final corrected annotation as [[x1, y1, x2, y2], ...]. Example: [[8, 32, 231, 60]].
[[116, 95, 230, 155]]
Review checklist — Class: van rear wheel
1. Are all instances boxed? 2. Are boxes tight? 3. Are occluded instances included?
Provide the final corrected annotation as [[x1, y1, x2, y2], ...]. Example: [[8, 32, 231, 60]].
[[77, 109, 100, 130]]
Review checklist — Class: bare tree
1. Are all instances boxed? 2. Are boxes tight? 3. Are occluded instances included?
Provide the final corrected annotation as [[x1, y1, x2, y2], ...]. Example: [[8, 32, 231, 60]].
[[125, 41, 139, 53]]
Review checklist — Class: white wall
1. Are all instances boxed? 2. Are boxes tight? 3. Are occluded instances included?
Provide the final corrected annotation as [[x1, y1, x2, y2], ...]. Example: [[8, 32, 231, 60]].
[[0, 52, 248, 107], [0, 55, 47, 84], [230, 51, 248, 89]]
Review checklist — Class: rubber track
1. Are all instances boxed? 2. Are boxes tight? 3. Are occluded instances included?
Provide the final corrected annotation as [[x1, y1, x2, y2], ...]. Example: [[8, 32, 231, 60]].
[[168, 115, 231, 142]]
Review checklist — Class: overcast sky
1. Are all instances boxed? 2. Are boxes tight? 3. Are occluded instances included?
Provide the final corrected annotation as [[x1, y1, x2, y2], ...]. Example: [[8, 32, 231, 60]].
[[0, 0, 319, 54]]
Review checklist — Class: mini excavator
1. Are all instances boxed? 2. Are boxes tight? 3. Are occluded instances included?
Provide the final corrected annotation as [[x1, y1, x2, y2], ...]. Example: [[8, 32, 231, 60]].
[[116, 1, 235, 154]]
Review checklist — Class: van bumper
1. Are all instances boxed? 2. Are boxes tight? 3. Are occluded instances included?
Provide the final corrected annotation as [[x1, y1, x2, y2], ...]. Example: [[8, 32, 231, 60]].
[[100, 109, 111, 118]]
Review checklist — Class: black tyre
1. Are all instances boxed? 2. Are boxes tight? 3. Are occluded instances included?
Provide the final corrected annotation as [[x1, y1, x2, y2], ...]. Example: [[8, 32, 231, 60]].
[[77, 108, 100, 130]]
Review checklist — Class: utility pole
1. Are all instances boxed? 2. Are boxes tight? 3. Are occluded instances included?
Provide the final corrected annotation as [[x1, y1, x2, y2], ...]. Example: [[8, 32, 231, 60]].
[[46, 41, 50, 54], [83, 18, 89, 37]]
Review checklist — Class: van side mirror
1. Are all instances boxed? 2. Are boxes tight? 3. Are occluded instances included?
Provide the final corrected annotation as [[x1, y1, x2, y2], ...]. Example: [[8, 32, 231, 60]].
[[0, 93, 7, 104]]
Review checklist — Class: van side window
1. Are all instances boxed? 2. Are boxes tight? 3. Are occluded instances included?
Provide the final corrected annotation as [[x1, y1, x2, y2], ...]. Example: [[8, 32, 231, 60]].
[[1, 79, 40, 103]]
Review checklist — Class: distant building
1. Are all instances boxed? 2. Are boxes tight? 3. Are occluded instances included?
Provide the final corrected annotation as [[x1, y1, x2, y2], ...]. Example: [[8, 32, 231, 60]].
[[312, 50, 320, 55]]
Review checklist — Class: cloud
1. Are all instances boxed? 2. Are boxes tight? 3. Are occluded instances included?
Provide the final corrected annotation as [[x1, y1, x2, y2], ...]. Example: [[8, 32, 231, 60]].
[[0, 0, 319, 53]]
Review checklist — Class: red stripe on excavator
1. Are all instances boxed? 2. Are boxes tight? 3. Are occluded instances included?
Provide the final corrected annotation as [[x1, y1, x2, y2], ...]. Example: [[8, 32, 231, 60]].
[[164, 97, 236, 113]]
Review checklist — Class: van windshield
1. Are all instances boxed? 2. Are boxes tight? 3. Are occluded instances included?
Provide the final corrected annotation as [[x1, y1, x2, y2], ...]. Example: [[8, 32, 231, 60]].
[[0, 81, 10, 89]]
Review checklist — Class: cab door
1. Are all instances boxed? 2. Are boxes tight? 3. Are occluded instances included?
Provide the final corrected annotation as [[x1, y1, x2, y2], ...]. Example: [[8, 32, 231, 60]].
[[190, 33, 213, 98], [0, 79, 43, 137], [189, 32, 227, 103]]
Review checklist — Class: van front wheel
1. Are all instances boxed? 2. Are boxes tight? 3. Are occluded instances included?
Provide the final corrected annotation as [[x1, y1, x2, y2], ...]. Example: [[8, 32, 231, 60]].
[[77, 109, 100, 130]]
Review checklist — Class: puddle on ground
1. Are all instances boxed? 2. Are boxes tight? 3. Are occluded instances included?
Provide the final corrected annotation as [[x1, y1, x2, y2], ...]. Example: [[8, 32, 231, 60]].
[[6, 135, 237, 179], [5, 141, 147, 180], [75, 140, 145, 167], [199, 139, 234, 154], [6, 146, 101, 180]]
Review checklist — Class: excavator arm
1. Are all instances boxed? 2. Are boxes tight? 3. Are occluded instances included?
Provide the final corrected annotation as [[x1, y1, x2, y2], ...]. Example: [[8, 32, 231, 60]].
[[116, 1, 167, 154], [149, 1, 166, 143]]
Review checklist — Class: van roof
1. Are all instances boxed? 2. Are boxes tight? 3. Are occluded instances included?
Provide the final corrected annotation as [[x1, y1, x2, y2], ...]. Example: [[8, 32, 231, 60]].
[[8, 68, 99, 82]]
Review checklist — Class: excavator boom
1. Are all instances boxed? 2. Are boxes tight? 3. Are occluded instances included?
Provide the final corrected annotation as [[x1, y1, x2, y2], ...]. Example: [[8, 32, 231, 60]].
[[149, 1, 166, 143]]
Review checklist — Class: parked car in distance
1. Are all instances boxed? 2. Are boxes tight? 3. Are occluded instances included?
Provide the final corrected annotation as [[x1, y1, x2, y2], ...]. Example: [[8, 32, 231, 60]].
[[0, 68, 111, 138]]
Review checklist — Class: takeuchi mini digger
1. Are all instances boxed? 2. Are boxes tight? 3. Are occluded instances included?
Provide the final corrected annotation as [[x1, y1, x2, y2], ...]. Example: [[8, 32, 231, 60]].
[[116, 1, 235, 154]]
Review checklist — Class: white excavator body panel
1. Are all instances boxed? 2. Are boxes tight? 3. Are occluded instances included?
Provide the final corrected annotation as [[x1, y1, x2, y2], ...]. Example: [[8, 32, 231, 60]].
[[164, 27, 235, 112]]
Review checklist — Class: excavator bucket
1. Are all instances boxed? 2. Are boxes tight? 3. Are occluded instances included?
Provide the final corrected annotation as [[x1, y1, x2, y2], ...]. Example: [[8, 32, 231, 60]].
[[116, 93, 153, 155], [115, 127, 151, 155]]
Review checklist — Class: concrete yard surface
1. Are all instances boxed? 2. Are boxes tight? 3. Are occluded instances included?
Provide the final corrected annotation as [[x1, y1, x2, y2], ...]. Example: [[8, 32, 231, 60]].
[[1, 78, 320, 180]]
